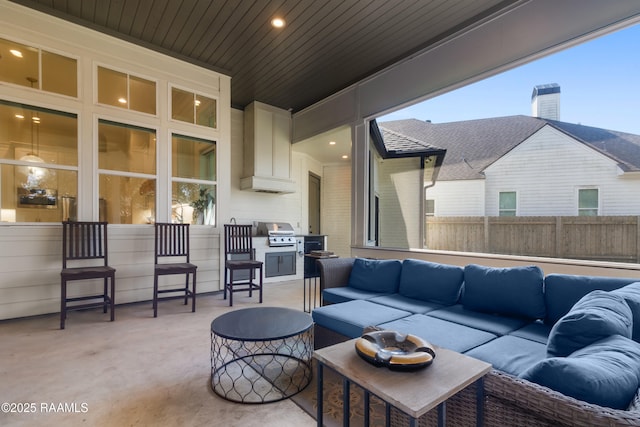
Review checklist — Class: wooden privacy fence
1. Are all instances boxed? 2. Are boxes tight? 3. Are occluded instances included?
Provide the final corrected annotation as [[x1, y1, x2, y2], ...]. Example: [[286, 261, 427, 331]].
[[425, 216, 640, 263]]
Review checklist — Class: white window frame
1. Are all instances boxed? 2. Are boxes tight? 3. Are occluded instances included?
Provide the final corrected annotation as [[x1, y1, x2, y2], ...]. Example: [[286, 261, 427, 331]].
[[94, 63, 159, 117], [577, 187, 599, 216], [169, 130, 218, 225], [498, 191, 517, 216], [168, 84, 219, 130]]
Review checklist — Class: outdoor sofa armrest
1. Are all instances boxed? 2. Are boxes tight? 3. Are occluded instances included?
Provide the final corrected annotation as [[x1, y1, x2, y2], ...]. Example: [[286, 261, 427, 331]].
[[317, 257, 356, 291], [484, 369, 640, 427]]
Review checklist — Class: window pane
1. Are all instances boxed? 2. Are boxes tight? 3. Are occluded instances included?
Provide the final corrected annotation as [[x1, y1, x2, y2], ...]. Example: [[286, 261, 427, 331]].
[[129, 75, 156, 114], [579, 189, 598, 208], [171, 134, 216, 180], [579, 189, 598, 216], [171, 88, 193, 123], [99, 174, 155, 224], [499, 192, 516, 210], [98, 120, 156, 174], [1, 165, 77, 223], [195, 94, 216, 128], [0, 38, 38, 88], [42, 51, 77, 97], [425, 199, 435, 216], [98, 67, 127, 107], [0, 101, 78, 166], [172, 182, 215, 225]]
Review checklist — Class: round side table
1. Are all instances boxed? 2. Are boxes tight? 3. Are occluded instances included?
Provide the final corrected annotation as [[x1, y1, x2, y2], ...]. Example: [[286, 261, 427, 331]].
[[210, 306, 313, 403]]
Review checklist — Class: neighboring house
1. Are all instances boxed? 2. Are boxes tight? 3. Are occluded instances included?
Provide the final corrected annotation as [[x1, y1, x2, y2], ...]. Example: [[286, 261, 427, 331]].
[[380, 86, 640, 217]]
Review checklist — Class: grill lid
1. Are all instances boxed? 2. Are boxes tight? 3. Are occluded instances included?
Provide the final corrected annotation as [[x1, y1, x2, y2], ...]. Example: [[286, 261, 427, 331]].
[[256, 222, 296, 246], [256, 222, 295, 236]]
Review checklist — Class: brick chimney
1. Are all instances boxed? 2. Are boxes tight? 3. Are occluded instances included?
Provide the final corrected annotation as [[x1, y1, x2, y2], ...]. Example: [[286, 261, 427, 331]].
[[531, 83, 560, 120]]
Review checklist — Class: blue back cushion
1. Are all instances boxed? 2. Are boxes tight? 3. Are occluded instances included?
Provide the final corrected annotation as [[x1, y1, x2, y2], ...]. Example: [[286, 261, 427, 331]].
[[398, 259, 464, 305], [348, 258, 402, 293], [547, 290, 632, 357], [521, 335, 640, 410], [544, 274, 639, 325], [462, 264, 545, 319], [611, 282, 640, 342]]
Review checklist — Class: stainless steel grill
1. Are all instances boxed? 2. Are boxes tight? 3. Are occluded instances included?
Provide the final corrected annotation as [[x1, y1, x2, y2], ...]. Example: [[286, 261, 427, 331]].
[[256, 222, 296, 247]]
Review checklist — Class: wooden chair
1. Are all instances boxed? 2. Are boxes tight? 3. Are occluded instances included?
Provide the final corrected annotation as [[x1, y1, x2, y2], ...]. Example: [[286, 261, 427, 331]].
[[60, 221, 116, 329], [153, 223, 197, 317], [224, 224, 263, 306]]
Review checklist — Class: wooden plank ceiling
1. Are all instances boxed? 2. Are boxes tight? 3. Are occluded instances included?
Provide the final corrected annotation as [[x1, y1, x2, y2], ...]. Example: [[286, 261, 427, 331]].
[[9, 0, 515, 112]]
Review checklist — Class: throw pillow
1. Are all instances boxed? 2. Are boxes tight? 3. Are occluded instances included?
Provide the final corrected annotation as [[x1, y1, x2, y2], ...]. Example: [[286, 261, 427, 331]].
[[462, 264, 545, 319], [547, 290, 632, 357], [348, 258, 402, 293], [611, 282, 640, 342], [520, 335, 640, 410], [398, 259, 464, 305]]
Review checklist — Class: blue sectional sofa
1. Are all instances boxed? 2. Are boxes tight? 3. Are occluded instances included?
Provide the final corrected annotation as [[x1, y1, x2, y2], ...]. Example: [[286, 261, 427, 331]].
[[312, 257, 640, 427]]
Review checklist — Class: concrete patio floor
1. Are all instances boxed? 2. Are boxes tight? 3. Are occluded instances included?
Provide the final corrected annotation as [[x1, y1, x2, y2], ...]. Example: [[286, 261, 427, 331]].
[[0, 280, 315, 427]]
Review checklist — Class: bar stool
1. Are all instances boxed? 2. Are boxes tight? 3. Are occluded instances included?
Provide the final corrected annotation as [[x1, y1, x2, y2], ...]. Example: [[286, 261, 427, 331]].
[[153, 223, 197, 317], [60, 221, 116, 329], [224, 224, 263, 306]]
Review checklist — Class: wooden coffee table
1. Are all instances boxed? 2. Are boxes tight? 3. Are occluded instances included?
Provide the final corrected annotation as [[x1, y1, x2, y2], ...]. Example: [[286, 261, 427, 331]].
[[313, 339, 491, 427]]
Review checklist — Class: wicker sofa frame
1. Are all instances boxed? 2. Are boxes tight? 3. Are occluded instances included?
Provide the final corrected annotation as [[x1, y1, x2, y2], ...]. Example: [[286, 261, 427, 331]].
[[315, 257, 640, 427]]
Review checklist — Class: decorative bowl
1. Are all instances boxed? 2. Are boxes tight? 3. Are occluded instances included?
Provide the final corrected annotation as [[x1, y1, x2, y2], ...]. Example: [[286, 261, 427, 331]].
[[355, 330, 436, 371]]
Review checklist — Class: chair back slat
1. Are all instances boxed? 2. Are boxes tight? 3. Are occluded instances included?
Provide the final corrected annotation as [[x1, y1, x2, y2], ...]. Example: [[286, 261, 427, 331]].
[[62, 221, 109, 268], [155, 223, 190, 263], [224, 224, 254, 257]]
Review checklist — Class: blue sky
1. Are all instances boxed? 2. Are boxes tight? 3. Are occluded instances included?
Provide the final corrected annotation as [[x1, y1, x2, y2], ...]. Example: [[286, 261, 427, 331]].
[[380, 23, 640, 135]]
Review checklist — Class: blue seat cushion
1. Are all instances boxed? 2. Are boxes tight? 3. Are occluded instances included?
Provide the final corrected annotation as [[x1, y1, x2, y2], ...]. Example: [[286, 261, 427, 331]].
[[465, 335, 547, 376], [322, 286, 390, 304], [398, 259, 463, 305], [427, 304, 528, 336], [312, 300, 411, 338], [547, 290, 633, 357], [348, 258, 402, 293], [378, 314, 497, 353], [368, 294, 444, 314], [462, 264, 545, 320], [520, 335, 640, 410], [544, 274, 639, 325], [611, 282, 640, 342], [509, 322, 551, 344]]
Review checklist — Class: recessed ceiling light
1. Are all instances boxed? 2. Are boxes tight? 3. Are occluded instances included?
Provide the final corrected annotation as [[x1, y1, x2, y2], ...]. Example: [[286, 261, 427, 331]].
[[329, 141, 336, 145], [342, 155, 348, 159], [194, 100, 201, 107], [10, 49, 23, 58], [271, 17, 285, 28], [15, 114, 24, 119], [118, 97, 127, 104], [32, 116, 40, 123]]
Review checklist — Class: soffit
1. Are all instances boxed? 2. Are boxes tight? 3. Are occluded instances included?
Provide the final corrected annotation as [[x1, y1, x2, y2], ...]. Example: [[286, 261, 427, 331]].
[[8, 0, 515, 112]]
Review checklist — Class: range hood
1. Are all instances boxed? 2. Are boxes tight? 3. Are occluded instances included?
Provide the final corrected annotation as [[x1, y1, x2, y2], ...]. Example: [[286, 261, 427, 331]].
[[240, 175, 296, 193], [242, 102, 296, 194]]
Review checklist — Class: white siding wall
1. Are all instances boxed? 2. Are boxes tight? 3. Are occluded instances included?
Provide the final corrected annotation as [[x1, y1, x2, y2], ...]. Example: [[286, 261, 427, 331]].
[[484, 126, 640, 216], [426, 180, 486, 216], [0, 224, 219, 320], [321, 162, 351, 257], [378, 157, 422, 248]]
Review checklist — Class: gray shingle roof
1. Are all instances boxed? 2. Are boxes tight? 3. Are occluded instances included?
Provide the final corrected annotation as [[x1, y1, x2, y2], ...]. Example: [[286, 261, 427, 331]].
[[380, 116, 640, 180], [378, 126, 445, 157]]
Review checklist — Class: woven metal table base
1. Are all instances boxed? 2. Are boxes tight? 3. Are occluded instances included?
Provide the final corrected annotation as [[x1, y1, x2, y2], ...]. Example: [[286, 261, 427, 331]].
[[211, 328, 313, 403]]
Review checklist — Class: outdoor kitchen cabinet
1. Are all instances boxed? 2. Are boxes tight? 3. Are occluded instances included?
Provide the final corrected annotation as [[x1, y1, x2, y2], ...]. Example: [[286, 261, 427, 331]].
[[265, 251, 296, 277]]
